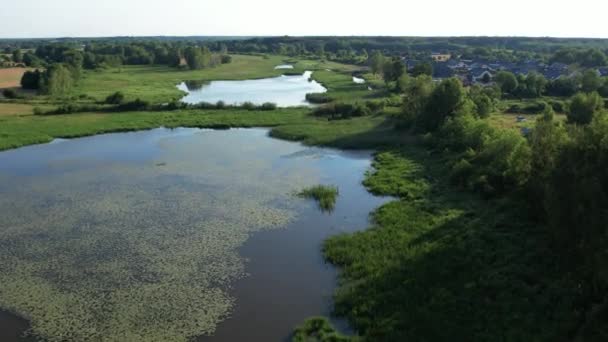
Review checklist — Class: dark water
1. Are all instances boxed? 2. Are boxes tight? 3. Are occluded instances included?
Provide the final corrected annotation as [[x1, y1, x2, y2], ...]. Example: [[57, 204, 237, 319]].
[[177, 71, 326, 107], [0, 128, 388, 341]]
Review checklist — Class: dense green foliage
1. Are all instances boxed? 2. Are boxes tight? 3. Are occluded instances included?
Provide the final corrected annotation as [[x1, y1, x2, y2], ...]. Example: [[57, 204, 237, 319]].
[[568, 91, 604, 124], [292, 317, 354, 342]]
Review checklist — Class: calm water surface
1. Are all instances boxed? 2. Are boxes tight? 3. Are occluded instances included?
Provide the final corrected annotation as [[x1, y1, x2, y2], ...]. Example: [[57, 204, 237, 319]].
[[0, 128, 389, 341], [177, 71, 326, 107], [352, 76, 365, 84]]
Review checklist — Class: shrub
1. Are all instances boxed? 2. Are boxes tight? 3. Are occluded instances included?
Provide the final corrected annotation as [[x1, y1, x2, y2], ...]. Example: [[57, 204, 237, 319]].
[[364, 99, 386, 113], [117, 98, 149, 111], [260, 102, 277, 111], [292, 317, 354, 342], [506, 101, 548, 114], [215, 100, 226, 109], [549, 100, 567, 113], [305, 92, 333, 104], [105, 91, 125, 104], [2, 89, 18, 99], [241, 102, 256, 110], [314, 102, 371, 120], [220, 55, 232, 64]]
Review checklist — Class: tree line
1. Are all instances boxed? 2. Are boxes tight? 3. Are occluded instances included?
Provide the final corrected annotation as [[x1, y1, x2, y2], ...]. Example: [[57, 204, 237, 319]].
[[17, 42, 231, 96], [397, 74, 607, 335]]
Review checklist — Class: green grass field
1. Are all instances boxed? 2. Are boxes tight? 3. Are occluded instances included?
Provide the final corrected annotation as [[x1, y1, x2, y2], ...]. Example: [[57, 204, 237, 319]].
[[61, 55, 370, 104]]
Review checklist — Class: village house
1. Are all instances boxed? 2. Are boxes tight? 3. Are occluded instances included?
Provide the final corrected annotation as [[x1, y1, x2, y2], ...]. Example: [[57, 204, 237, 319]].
[[431, 53, 451, 62]]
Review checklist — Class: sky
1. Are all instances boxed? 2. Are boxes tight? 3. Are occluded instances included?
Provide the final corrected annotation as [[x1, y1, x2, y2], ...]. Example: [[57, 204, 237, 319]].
[[1, 0, 607, 39]]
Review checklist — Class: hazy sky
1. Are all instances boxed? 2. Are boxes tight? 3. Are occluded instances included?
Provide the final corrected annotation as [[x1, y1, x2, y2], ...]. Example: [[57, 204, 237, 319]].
[[1, 0, 607, 38]]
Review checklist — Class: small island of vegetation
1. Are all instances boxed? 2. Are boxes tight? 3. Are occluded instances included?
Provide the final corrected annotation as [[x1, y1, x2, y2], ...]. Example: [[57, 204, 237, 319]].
[[297, 185, 339, 212]]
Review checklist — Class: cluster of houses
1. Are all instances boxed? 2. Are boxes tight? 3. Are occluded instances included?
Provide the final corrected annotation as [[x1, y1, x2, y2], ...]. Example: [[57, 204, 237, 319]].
[[406, 53, 608, 85]]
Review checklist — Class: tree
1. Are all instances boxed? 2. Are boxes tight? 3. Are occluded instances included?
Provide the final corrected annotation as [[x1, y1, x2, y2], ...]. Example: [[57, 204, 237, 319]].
[[568, 92, 604, 125], [410, 62, 433, 77], [581, 69, 602, 93], [12, 49, 23, 63], [20, 69, 42, 90], [369, 51, 385, 75], [419, 78, 464, 131], [401, 75, 433, 122], [495, 71, 518, 95], [547, 76, 579, 97], [184, 46, 204, 70], [471, 92, 493, 118], [544, 114, 608, 302], [167, 49, 181, 67], [22, 53, 43, 67], [41, 64, 74, 96], [581, 48, 607, 67], [61, 50, 84, 80], [481, 72, 492, 84], [521, 72, 547, 98], [526, 106, 569, 218], [382, 57, 405, 83]]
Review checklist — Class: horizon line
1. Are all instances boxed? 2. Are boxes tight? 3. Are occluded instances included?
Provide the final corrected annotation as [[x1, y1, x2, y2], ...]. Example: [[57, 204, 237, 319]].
[[2, 34, 608, 40]]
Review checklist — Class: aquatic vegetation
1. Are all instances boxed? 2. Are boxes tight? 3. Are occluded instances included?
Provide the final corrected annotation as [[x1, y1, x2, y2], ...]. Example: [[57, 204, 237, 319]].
[[292, 317, 357, 342], [0, 129, 322, 341], [297, 185, 339, 212]]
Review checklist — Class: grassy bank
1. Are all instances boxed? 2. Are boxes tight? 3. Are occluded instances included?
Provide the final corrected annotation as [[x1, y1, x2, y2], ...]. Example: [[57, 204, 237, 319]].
[[0, 108, 311, 151], [319, 147, 580, 341]]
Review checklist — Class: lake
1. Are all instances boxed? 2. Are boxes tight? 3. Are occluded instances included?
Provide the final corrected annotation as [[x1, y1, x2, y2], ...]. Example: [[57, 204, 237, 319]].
[[352, 76, 365, 84], [0, 128, 389, 342], [177, 71, 327, 107]]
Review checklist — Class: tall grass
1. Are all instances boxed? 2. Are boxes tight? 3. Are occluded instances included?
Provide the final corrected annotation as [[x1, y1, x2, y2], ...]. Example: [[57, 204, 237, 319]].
[[297, 185, 339, 212]]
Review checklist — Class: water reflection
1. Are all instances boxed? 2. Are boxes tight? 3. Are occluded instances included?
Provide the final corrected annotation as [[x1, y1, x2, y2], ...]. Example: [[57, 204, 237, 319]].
[[177, 71, 327, 107]]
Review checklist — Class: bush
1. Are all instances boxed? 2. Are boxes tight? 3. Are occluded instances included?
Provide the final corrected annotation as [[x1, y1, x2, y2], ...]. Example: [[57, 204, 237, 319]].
[[220, 55, 232, 64], [364, 99, 386, 113], [117, 98, 149, 111], [305, 92, 333, 104], [241, 101, 255, 110], [292, 317, 354, 342], [2, 89, 18, 99], [314, 102, 371, 120], [549, 100, 567, 113], [105, 91, 125, 104], [260, 102, 277, 111], [506, 101, 548, 114]]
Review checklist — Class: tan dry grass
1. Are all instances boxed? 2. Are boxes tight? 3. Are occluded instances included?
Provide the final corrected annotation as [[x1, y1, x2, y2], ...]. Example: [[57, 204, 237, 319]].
[[0, 68, 31, 88]]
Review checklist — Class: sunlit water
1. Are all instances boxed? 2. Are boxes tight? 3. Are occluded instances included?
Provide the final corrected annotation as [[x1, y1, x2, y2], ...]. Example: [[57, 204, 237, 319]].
[[0, 128, 389, 342], [177, 71, 326, 107]]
